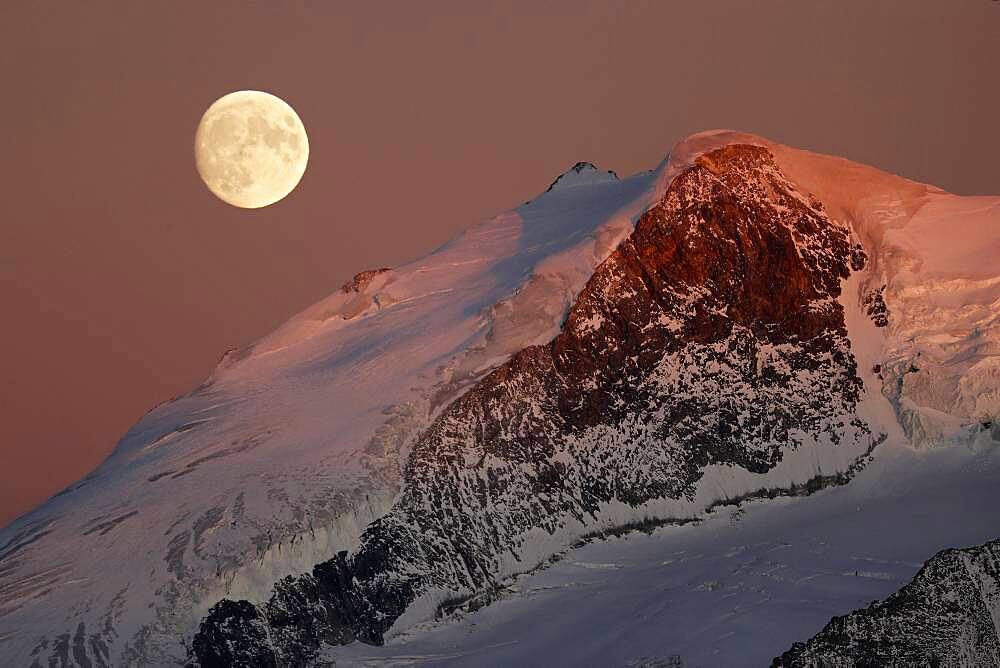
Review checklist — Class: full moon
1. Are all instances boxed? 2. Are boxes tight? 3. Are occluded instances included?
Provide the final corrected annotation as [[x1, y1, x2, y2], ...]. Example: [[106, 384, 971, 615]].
[[194, 90, 309, 208]]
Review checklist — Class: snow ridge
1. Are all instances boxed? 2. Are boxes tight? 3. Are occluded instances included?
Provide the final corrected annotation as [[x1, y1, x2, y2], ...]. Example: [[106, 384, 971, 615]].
[[544, 161, 619, 194], [0, 147, 660, 666], [191, 144, 879, 665]]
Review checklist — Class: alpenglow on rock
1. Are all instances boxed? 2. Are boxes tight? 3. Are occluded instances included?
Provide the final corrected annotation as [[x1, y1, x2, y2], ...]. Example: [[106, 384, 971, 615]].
[[1, 130, 998, 667], [192, 143, 876, 663]]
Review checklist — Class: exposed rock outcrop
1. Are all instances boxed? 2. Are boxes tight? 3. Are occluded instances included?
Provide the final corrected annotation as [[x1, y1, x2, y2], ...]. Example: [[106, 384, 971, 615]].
[[774, 539, 1000, 667], [192, 144, 874, 664], [340, 268, 391, 294]]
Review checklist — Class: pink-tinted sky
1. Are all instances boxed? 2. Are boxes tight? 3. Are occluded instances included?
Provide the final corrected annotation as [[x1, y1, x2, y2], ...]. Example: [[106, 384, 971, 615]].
[[1, 1, 997, 526]]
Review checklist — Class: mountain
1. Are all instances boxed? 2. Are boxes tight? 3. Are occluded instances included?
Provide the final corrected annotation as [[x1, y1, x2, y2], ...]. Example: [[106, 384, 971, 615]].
[[330, 441, 1000, 667], [774, 537, 1000, 667], [1, 131, 998, 667]]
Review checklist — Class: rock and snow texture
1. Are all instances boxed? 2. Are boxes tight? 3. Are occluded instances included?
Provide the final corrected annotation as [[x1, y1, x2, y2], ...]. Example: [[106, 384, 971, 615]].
[[0, 157, 657, 666], [774, 537, 1000, 667], [1, 130, 998, 667], [766, 141, 1000, 451], [192, 142, 883, 665], [330, 443, 1000, 667], [543, 161, 619, 193]]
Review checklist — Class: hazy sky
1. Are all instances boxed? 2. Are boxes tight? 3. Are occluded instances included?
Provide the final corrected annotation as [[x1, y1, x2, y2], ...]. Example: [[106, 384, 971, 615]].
[[1, 1, 997, 526]]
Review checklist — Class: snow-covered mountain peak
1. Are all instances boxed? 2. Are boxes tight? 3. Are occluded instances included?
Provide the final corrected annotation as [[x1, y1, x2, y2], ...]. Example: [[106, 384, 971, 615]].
[[2, 131, 998, 667], [660, 129, 999, 448], [544, 160, 619, 193]]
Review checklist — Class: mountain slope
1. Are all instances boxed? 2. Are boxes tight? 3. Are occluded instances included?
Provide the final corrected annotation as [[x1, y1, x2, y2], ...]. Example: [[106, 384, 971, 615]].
[[1, 130, 998, 667], [774, 538, 1000, 667], [193, 142, 881, 664], [328, 442, 1000, 667], [0, 154, 659, 666]]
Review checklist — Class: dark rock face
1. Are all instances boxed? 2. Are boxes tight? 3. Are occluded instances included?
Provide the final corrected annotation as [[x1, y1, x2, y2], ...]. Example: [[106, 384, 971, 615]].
[[774, 539, 1000, 668], [192, 600, 276, 668], [192, 145, 872, 664], [340, 267, 391, 294], [863, 285, 889, 328]]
